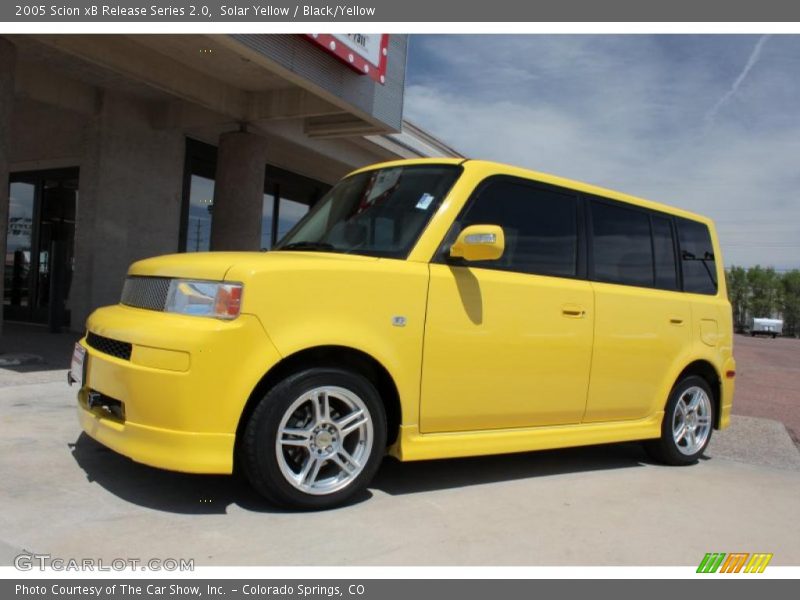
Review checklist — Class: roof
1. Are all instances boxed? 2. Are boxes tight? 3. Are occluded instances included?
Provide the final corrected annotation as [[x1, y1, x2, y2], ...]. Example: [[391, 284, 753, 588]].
[[348, 158, 713, 225]]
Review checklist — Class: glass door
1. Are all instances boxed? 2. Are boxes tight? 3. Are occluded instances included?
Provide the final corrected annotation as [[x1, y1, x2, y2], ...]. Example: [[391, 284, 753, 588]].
[[5, 181, 36, 320], [4, 168, 78, 329]]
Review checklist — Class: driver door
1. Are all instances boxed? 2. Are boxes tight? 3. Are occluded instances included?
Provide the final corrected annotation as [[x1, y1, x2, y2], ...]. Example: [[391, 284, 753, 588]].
[[419, 177, 594, 433]]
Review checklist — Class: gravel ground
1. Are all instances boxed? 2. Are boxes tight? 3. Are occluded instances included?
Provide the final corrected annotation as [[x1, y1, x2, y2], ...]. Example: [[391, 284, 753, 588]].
[[707, 414, 800, 471], [731, 334, 800, 445]]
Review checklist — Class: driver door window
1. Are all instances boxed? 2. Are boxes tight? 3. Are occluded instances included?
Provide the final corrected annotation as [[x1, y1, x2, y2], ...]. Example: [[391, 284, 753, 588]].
[[450, 179, 580, 278]]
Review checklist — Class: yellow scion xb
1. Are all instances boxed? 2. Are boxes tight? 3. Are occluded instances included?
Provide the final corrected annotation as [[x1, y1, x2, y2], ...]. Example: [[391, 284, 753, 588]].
[[71, 158, 735, 509]]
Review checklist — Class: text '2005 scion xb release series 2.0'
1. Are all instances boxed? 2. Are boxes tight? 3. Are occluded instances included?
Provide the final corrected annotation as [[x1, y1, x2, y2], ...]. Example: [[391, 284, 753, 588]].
[[71, 158, 735, 509]]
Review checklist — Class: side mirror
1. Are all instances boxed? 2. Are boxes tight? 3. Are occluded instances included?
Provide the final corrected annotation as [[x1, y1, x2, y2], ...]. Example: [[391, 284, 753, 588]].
[[449, 225, 505, 262]]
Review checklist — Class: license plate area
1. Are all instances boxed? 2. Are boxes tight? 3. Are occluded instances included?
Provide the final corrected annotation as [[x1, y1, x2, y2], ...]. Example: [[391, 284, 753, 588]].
[[69, 343, 86, 386]]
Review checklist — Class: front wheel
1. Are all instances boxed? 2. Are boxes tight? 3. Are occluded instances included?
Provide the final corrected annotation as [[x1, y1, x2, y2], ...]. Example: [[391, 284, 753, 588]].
[[645, 376, 714, 465], [241, 368, 387, 510]]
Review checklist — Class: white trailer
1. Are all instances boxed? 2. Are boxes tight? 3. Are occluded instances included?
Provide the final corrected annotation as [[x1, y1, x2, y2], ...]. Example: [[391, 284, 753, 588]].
[[750, 317, 783, 338]]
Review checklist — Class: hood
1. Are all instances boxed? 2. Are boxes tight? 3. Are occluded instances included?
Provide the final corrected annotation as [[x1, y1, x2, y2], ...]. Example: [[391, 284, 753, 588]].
[[128, 252, 261, 280], [128, 250, 378, 281]]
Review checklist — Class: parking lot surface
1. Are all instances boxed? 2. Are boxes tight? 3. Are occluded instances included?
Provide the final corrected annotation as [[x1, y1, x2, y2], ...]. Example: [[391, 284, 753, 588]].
[[730, 334, 800, 444], [1, 331, 799, 566]]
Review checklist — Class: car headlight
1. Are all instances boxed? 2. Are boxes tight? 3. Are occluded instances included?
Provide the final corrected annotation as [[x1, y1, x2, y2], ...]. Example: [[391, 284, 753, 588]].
[[165, 280, 243, 319]]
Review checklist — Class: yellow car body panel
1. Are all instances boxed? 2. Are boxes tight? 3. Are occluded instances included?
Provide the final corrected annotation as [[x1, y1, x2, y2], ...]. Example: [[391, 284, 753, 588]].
[[78, 305, 282, 472], [225, 253, 430, 428], [420, 266, 594, 432], [75, 158, 734, 475], [582, 283, 693, 423]]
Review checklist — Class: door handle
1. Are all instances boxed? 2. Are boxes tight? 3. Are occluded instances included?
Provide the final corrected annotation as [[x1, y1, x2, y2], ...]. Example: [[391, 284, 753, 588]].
[[562, 305, 586, 318], [670, 318, 685, 325]]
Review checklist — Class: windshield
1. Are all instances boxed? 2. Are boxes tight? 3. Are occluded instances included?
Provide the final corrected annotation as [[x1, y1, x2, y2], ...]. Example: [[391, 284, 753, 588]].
[[275, 164, 463, 259]]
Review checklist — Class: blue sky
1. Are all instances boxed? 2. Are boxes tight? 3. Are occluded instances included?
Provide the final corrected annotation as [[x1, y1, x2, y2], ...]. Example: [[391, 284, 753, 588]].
[[405, 35, 800, 270]]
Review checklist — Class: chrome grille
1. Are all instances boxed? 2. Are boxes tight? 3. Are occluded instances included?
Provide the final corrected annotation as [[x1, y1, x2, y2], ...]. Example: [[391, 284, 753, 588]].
[[121, 276, 171, 311], [86, 332, 132, 361]]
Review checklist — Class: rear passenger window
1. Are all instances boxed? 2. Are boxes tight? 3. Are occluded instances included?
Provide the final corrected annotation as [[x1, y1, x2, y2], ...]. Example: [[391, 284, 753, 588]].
[[677, 218, 718, 295], [591, 201, 653, 287], [453, 180, 579, 277], [652, 216, 679, 291]]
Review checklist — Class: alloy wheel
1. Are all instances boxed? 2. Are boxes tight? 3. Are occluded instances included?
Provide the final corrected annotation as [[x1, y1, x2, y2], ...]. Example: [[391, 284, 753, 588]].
[[672, 386, 712, 456], [275, 386, 373, 495]]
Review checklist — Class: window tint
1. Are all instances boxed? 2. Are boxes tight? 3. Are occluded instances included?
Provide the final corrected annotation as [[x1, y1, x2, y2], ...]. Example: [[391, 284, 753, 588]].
[[591, 201, 653, 287], [652, 216, 678, 291], [454, 179, 578, 277], [677, 218, 717, 295]]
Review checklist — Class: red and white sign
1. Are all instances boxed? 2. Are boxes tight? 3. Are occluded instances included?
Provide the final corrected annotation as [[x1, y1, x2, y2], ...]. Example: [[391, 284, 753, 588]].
[[306, 34, 390, 84]]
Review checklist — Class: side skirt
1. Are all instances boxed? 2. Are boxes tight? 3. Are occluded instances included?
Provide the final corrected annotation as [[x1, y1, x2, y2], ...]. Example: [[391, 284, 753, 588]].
[[389, 412, 664, 461]]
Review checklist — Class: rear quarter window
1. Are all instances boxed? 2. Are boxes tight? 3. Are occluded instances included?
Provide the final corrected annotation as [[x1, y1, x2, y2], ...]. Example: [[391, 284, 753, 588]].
[[677, 218, 718, 295]]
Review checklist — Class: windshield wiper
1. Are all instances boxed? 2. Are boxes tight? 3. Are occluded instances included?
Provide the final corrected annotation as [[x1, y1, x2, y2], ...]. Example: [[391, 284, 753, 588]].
[[279, 241, 337, 252]]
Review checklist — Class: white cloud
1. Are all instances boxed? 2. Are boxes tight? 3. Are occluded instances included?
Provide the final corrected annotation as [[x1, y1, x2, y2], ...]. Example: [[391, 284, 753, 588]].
[[406, 35, 800, 269]]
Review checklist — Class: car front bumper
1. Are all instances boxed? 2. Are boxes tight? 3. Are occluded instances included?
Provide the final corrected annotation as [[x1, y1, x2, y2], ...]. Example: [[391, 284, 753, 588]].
[[75, 304, 282, 474]]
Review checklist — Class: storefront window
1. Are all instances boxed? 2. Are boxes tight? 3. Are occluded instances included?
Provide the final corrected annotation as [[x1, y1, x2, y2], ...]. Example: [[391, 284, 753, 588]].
[[5, 182, 35, 310], [186, 175, 214, 253], [181, 139, 330, 252], [261, 193, 275, 250]]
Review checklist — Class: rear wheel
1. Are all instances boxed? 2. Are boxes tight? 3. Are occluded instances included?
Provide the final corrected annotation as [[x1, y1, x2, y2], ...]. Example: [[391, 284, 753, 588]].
[[241, 368, 386, 510], [645, 376, 714, 465]]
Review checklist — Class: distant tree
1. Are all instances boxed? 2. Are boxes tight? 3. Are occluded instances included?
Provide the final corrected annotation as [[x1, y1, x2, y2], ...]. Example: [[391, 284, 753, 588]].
[[747, 265, 782, 318], [726, 266, 749, 332], [780, 270, 800, 337]]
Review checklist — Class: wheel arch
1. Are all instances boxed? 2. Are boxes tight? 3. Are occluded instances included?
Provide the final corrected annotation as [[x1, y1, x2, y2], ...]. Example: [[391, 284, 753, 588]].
[[673, 359, 722, 429], [234, 345, 403, 456]]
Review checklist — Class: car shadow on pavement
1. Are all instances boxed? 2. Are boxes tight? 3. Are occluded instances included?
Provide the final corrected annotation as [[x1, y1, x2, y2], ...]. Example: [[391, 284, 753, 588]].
[[372, 442, 649, 496], [70, 432, 649, 514], [68, 433, 335, 515]]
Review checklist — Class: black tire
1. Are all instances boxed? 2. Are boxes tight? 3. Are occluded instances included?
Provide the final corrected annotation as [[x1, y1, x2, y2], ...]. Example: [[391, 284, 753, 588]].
[[240, 367, 387, 510], [645, 375, 714, 465]]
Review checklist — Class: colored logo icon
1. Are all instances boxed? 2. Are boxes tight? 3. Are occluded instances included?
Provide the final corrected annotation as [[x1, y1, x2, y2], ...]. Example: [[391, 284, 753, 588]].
[[697, 553, 773, 573]]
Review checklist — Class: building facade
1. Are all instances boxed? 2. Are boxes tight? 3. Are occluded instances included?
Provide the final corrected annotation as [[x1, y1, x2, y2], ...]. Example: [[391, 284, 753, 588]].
[[0, 34, 460, 334]]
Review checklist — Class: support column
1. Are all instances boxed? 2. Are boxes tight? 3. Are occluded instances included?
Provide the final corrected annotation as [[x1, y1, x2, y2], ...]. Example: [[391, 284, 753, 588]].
[[210, 131, 268, 251], [70, 92, 185, 330], [0, 38, 16, 335]]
